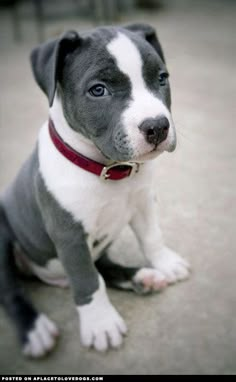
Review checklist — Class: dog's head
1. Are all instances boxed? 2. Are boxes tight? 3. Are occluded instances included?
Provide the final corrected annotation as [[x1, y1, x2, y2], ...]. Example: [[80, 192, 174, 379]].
[[31, 24, 176, 162]]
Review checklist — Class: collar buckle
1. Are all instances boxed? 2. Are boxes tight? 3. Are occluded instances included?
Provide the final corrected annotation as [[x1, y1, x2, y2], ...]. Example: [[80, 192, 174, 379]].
[[100, 162, 140, 181]]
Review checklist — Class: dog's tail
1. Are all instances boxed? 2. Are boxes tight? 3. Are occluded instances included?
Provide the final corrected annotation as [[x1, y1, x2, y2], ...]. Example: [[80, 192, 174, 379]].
[[0, 204, 58, 357]]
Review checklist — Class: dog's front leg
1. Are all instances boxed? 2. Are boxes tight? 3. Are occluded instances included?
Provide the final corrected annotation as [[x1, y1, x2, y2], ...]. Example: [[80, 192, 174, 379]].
[[57, 239, 127, 352], [36, 179, 127, 352], [130, 190, 190, 286]]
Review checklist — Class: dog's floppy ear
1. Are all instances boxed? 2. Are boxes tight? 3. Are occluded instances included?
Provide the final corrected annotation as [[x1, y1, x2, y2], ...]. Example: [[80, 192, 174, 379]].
[[30, 30, 80, 106], [124, 23, 166, 63]]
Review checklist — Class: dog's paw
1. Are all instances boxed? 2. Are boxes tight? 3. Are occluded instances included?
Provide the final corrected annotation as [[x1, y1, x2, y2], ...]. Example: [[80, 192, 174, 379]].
[[22, 314, 59, 358], [151, 247, 191, 284], [132, 268, 167, 294], [78, 305, 127, 352]]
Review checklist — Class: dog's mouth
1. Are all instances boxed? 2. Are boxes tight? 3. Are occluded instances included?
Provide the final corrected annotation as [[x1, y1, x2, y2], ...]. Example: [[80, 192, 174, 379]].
[[95, 131, 176, 164], [132, 138, 176, 162], [99, 143, 171, 164], [133, 148, 163, 162]]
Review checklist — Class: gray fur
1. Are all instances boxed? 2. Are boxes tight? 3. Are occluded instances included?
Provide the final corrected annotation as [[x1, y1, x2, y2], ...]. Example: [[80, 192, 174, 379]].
[[2, 148, 55, 266], [1, 146, 99, 305], [30, 30, 81, 106], [36, 173, 99, 305], [59, 26, 133, 161]]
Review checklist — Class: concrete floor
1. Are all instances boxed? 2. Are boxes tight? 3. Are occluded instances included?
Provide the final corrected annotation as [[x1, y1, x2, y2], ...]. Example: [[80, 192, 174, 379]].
[[0, 0, 236, 375]]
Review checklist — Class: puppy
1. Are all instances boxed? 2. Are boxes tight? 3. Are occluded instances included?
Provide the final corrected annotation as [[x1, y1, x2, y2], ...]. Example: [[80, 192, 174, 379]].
[[0, 23, 190, 358]]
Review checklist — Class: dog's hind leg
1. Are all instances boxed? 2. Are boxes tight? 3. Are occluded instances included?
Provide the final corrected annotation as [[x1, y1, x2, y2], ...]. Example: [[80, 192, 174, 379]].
[[95, 252, 167, 295], [0, 205, 59, 358]]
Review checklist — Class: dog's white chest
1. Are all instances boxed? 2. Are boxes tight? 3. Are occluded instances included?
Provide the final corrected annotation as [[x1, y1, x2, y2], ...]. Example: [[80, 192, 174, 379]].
[[88, 192, 134, 256], [38, 123, 143, 257]]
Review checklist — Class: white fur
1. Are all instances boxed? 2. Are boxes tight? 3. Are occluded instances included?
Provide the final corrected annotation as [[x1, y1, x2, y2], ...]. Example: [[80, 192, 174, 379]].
[[133, 267, 167, 292], [23, 314, 59, 358], [107, 33, 176, 159], [14, 243, 68, 287], [14, 244, 68, 287], [149, 247, 190, 284], [50, 95, 107, 163], [131, 191, 190, 284], [77, 276, 127, 351], [27, 258, 69, 287], [118, 268, 168, 292], [39, 97, 156, 260]]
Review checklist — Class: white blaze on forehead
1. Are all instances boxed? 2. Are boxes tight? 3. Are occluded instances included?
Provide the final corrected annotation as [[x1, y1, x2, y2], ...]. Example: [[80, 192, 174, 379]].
[[107, 32, 175, 157], [107, 32, 146, 94]]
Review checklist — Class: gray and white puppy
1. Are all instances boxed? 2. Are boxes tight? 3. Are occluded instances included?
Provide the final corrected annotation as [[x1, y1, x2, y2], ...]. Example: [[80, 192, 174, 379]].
[[0, 24, 190, 358]]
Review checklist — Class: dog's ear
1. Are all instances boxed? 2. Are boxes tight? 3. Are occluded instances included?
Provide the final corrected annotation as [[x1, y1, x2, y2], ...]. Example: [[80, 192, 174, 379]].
[[30, 30, 80, 106], [124, 23, 165, 63]]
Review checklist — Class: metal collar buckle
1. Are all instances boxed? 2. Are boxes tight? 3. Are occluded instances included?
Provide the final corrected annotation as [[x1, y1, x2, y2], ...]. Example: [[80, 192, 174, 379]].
[[100, 162, 140, 181]]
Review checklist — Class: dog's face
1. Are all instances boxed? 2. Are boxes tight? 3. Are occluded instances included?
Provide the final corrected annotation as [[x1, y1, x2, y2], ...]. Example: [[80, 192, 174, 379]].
[[31, 24, 176, 162]]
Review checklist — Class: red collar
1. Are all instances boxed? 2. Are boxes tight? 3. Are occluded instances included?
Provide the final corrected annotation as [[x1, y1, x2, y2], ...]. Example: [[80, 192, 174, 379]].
[[48, 119, 140, 181]]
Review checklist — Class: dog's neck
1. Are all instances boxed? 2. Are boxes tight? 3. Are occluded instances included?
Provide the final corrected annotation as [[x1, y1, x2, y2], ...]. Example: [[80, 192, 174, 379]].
[[49, 94, 110, 164]]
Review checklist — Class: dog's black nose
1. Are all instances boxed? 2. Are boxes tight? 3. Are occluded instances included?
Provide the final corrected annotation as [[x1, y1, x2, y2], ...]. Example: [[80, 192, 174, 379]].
[[139, 117, 169, 145]]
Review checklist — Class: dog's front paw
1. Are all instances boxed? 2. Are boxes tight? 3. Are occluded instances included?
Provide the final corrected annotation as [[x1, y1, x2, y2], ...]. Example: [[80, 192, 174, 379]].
[[77, 276, 127, 352], [151, 247, 191, 284], [78, 303, 127, 352]]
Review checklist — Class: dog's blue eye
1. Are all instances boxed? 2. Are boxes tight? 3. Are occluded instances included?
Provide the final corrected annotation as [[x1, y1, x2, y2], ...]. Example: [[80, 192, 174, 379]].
[[159, 72, 169, 86], [89, 84, 109, 97]]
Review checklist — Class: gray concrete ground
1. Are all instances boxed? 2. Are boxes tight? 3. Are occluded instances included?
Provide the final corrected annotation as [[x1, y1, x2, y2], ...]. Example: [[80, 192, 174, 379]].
[[0, 0, 236, 375]]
